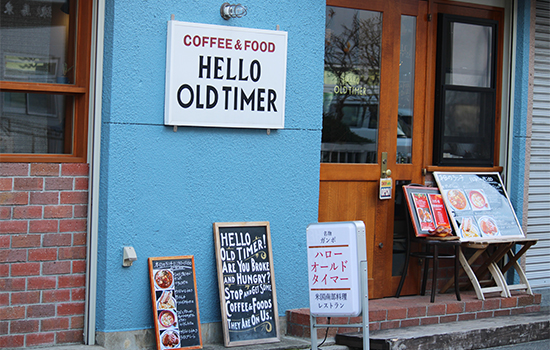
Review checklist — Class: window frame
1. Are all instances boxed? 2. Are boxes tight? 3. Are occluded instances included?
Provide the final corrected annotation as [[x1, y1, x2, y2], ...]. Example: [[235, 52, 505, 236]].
[[432, 13, 499, 167], [424, 1, 505, 173], [0, 0, 93, 163]]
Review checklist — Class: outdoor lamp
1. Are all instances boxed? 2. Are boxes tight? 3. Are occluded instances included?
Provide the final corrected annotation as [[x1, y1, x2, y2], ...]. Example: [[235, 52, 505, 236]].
[[220, 3, 247, 19], [122, 246, 138, 267]]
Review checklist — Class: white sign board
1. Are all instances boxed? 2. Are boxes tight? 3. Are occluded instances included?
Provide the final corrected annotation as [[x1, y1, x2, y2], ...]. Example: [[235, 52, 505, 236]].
[[164, 21, 288, 129], [307, 221, 364, 317]]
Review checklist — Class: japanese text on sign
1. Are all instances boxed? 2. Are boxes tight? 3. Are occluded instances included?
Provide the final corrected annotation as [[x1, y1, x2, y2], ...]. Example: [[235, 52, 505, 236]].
[[307, 222, 361, 317]]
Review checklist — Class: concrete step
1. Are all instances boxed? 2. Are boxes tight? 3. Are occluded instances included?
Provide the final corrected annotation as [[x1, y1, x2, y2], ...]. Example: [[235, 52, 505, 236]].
[[286, 291, 543, 339], [335, 311, 549, 350]]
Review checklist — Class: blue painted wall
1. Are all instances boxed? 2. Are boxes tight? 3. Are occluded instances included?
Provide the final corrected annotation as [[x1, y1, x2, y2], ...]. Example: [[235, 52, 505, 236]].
[[509, 0, 532, 285], [510, 0, 531, 223], [97, 0, 325, 332]]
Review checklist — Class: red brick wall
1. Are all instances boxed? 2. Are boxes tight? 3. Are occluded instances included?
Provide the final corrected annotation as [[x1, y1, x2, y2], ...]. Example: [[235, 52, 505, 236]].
[[0, 163, 89, 348]]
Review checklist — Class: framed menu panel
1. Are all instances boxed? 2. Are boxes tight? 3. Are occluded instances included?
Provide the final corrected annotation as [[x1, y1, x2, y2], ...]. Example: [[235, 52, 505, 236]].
[[148, 256, 202, 350], [403, 186, 453, 237], [433, 172, 526, 241]]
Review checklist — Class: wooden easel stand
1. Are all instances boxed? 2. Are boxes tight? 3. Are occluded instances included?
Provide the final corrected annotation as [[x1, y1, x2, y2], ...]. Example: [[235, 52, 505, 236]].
[[441, 239, 536, 300]]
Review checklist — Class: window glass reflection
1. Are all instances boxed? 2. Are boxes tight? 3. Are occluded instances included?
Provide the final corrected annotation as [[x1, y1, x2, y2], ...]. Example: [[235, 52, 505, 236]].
[[0, 92, 72, 154], [446, 23, 493, 88], [0, 0, 75, 84], [393, 180, 411, 276], [322, 7, 382, 164], [433, 14, 497, 166], [396, 15, 416, 164], [443, 90, 493, 161]]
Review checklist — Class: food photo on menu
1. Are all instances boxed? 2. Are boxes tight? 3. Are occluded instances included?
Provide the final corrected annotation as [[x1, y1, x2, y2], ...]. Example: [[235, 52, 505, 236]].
[[468, 189, 490, 211], [154, 269, 174, 290], [444, 189, 470, 212], [478, 216, 500, 236], [160, 330, 180, 349], [458, 217, 482, 239], [412, 193, 436, 232], [417, 207, 434, 230], [443, 187, 501, 239], [159, 309, 178, 328], [158, 290, 176, 310]]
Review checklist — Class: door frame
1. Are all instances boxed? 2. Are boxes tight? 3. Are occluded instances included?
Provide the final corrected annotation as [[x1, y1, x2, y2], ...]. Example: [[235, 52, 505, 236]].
[[320, 0, 428, 299]]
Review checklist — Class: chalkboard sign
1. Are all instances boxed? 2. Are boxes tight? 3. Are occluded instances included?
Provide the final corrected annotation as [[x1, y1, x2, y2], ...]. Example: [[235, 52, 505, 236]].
[[213, 222, 280, 347], [148, 256, 202, 350], [433, 172, 526, 242]]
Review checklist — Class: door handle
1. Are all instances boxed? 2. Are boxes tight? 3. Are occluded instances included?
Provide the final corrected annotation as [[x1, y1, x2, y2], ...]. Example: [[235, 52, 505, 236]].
[[380, 152, 391, 178], [379, 152, 393, 199]]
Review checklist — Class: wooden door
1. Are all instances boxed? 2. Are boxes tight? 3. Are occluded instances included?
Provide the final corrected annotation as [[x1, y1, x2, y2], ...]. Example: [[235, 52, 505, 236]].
[[320, 0, 428, 299]]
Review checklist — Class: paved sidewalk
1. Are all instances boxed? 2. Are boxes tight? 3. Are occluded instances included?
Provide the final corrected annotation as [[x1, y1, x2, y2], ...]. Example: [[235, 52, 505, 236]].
[[336, 311, 549, 350], [14, 311, 549, 350], [486, 339, 550, 350]]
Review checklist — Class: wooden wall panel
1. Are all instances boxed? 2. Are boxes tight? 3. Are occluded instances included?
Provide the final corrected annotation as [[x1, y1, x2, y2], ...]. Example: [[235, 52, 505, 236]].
[[318, 181, 378, 296]]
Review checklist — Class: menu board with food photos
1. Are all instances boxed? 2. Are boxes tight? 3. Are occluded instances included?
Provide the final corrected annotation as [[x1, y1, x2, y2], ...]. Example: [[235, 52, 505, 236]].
[[403, 186, 453, 238], [148, 256, 202, 350], [213, 222, 279, 347], [433, 172, 526, 242]]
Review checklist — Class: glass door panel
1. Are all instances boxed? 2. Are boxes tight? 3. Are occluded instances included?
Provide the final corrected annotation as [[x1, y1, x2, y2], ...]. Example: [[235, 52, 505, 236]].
[[392, 180, 411, 277], [396, 15, 416, 164], [322, 7, 382, 164], [393, 14, 417, 276]]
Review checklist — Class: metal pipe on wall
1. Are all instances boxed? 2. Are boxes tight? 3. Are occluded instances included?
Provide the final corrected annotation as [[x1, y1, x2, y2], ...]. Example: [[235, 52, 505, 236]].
[[84, 0, 106, 345]]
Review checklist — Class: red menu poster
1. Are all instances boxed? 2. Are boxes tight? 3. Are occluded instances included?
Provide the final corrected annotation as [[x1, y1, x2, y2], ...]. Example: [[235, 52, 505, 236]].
[[404, 186, 455, 238], [428, 193, 451, 228], [411, 193, 436, 232]]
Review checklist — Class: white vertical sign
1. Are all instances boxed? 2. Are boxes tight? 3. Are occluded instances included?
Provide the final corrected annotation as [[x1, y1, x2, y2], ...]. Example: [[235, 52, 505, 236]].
[[164, 21, 287, 129], [307, 222, 363, 317]]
